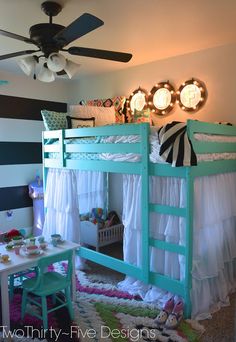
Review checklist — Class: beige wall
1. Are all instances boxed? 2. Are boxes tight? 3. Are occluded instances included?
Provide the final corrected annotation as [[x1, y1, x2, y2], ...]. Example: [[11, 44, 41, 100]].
[[0, 70, 72, 102], [69, 43, 236, 125]]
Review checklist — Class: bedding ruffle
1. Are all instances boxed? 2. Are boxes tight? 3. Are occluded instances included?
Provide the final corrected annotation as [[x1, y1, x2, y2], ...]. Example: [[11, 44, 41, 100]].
[[119, 172, 236, 319]]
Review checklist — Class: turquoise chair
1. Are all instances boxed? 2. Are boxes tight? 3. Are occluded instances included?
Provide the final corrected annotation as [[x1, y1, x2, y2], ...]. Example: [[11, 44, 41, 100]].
[[9, 269, 37, 300], [21, 250, 74, 330]]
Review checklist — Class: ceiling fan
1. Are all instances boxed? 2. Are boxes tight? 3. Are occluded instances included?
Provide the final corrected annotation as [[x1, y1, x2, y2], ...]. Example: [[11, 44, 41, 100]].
[[0, 1, 132, 81]]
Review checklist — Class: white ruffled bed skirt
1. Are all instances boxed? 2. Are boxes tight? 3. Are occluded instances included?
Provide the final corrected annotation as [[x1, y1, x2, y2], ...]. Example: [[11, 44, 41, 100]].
[[43, 168, 236, 319], [119, 173, 236, 320], [43, 169, 106, 243]]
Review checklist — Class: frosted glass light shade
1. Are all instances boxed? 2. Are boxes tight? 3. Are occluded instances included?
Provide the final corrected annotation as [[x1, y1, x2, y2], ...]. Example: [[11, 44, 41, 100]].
[[37, 65, 55, 83], [47, 53, 66, 72], [64, 60, 81, 79], [17, 56, 37, 76]]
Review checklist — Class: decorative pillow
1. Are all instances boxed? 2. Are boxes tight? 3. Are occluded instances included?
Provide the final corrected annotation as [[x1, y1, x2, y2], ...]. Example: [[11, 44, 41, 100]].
[[41, 109, 68, 130], [133, 108, 152, 124], [69, 105, 116, 126], [66, 116, 95, 128], [79, 96, 126, 123]]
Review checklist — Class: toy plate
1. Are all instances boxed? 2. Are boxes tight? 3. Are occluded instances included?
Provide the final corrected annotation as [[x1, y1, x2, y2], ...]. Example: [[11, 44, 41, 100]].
[[24, 250, 44, 257]]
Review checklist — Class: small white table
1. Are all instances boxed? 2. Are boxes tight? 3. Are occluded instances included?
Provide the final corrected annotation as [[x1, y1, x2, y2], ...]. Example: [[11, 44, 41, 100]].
[[0, 240, 79, 339]]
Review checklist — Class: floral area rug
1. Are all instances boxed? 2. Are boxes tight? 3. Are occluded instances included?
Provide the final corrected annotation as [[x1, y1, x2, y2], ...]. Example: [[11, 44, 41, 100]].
[[0, 264, 204, 341], [74, 269, 204, 342]]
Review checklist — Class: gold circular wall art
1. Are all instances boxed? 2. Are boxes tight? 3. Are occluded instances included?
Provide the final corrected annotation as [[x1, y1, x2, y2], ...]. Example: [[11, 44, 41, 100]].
[[126, 87, 148, 115], [176, 79, 207, 112], [148, 81, 176, 115]]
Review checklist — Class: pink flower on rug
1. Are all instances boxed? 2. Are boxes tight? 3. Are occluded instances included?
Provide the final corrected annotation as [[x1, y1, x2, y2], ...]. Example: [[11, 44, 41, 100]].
[[61, 262, 139, 300], [10, 293, 57, 329]]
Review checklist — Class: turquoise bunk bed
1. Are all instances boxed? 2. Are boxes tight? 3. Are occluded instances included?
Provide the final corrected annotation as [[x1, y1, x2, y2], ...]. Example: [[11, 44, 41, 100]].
[[42, 119, 236, 318]]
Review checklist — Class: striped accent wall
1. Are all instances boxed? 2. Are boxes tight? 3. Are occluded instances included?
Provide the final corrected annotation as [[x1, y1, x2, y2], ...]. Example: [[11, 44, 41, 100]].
[[0, 95, 66, 232]]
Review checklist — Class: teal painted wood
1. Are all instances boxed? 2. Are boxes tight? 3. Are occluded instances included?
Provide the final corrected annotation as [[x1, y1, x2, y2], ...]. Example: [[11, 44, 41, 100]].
[[21, 250, 74, 330], [191, 160, 236, 177], [184, 167, 194, 318], [193, 141, 236, 154], [42, 135, 48, 217], [149, 272, 185, 297], [59, 129, 65, 167], [140, 123, 150, 283], [149, 203, 186, 217], [149, 238, 186, 256], [78, 247, 143, 280], [65, 160, 142, 174], [187, 119, 236, 138], [65, 123, 142, 138], [150, 163, 186, 177], [65, 143, 141, 154], [42, 121, 236, 320], [0, 80, 9, 85]]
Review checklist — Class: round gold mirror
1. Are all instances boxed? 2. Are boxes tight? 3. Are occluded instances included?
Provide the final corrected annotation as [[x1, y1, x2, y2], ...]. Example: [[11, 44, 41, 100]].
[[148, 81, 176, 115], [177, 79, 206, 112]]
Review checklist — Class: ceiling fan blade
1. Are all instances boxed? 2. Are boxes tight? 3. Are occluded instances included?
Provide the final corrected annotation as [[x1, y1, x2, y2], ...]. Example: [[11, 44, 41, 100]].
[[0, 50, 39, 61], [54, 13, 104, 47], [67, 46, 132, 63], [0, 29, 37, 45]]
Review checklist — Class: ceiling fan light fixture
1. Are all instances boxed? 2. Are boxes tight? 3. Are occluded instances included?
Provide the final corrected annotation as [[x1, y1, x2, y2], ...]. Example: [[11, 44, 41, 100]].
[[37, 64, 55, 83], [64, 60, 81, 79], [17, 56, 37, 76], [47, 52, 66, 72]]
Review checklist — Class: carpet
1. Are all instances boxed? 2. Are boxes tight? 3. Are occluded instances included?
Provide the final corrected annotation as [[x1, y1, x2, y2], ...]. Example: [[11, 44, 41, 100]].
[[73, 269, 204, 342], [1, 264, 204, 342]]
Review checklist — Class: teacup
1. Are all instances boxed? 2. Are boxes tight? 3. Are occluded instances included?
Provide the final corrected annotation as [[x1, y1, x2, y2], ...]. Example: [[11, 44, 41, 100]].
[[26, 245, 39, 255], [51, 238, 58, 247], [12, 236, 23, 246], [14, 246, 21, 255], [1, 254, 10, 262], [29, 237, 36, 246], [39, 242, 47, 250], [51, 234, 61, 242], [38, 236, 45, 244]]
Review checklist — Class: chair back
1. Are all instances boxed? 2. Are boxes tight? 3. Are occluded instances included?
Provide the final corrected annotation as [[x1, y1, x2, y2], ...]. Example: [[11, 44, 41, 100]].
[[33, 250, 73, 291]]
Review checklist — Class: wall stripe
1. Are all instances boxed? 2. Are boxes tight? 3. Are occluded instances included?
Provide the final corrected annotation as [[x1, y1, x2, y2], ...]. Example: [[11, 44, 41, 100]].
[[0, 186, 32, 211], [0, 207, 33, 231], [0, 118, 44, 142], [0, 94, 67, 120], [0, 164, 42, 188], [0, 94, 66, 225], [0, 142, 42, 165]]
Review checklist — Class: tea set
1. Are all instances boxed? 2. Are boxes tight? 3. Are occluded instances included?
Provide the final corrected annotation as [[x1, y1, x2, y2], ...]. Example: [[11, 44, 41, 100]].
[[2, 233, 64, 260]]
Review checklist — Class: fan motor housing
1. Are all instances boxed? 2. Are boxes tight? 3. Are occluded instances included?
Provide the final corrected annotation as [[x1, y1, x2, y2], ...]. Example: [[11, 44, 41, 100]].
[[29, 23, 65, 56]]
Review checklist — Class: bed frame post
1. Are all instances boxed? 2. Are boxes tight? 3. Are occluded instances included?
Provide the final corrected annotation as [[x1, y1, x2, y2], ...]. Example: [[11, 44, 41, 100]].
[[140, 123, 150, 283], [185, 167, 194, 318], [42, 131, 48, 217]]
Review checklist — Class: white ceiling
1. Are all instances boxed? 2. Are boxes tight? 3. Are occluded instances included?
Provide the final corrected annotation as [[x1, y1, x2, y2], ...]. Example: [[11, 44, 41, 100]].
[[0, 0, 236, 79]]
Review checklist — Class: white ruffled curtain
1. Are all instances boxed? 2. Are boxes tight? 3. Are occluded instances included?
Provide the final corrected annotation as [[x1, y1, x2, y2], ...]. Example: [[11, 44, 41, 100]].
[[119, 172, 236, 320], [43, 169, 106, 267]]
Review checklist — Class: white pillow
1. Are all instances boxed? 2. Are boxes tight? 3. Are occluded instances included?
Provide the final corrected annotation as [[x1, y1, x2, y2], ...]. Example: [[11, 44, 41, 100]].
[[69, 105, 116, 126]]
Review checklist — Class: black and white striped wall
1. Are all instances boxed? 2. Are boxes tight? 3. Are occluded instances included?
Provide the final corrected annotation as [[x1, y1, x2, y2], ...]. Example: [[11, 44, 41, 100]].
[[0, 94, 66, 232]]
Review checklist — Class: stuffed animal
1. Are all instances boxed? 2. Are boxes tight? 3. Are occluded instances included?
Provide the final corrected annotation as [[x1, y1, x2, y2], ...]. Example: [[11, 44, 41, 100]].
[[91, 208, 103, 220]]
